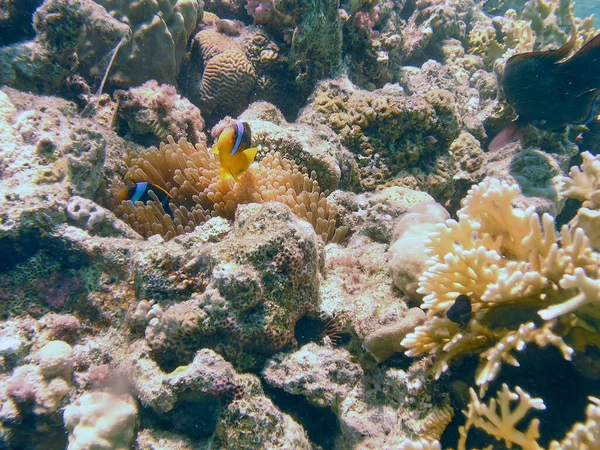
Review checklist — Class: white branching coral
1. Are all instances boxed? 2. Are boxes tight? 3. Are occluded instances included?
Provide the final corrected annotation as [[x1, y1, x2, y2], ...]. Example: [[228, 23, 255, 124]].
[[460, 389, 600, 450], [401, 177, 600, 393], [476, 321, 573, 389], [458, 384, 546, 450], [548, 396, 600, 449], [559, 151, 600, 207], [559, 150, 600, 249]]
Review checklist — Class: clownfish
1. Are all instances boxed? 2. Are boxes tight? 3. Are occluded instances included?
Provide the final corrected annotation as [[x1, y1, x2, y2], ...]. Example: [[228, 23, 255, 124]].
[[116, 182, 173, 215], [210, 121, 258, 181]]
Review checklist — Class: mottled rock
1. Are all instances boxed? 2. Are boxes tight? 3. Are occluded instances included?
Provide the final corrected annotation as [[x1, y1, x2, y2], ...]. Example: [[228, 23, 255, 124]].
[[263, 343, 362, 409]]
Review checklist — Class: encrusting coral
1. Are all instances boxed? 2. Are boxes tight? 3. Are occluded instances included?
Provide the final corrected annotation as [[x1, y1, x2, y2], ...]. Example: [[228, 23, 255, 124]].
[[400, 169, 600, 448], [113, 136, 347, 243]]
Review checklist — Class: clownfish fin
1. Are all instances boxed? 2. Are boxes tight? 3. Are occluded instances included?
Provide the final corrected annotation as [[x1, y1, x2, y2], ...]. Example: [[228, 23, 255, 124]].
[[219, 166, 233, 180], [210, 145, 220, 155], [243, 147, 258, 163]]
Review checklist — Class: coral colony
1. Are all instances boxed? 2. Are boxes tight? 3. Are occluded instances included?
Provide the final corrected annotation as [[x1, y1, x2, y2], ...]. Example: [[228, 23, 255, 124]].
[[0, 0, 599, 449]]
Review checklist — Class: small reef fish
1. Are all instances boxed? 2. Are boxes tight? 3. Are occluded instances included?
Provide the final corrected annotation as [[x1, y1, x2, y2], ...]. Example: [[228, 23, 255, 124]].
[[447, 294, 472, 328], [489, 33, 600, 152], [116, 182, 173, 215], [211, 121, 259, 181]]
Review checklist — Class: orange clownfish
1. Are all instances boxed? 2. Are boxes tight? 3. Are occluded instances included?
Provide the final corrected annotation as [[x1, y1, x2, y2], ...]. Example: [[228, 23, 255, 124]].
[[210, 121, 258, 181]]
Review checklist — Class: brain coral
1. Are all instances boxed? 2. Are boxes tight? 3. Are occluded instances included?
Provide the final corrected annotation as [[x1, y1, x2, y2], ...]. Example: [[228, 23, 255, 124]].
[[180, 27, 257, 117]]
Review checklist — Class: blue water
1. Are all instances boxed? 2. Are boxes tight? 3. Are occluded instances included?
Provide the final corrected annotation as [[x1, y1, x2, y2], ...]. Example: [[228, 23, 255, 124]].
[[574, 0, 599, 27]]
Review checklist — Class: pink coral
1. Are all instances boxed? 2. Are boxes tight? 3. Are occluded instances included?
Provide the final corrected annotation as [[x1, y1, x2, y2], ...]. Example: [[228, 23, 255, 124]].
[[352, 5, 381, 38], [246, 0, 273, 23], [245, 0, 294, 28]]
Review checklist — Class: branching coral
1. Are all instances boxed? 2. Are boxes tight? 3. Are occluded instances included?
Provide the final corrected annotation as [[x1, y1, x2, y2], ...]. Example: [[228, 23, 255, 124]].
[[113, 136, 347, 243], [468, 10, 536, 68], [468, 0, 595, 68], [548, 396, 600, 449], [522, 0, 596, 52], [559, 151, 600, 249], [460, 387, 600, 450], [401, 178, 600, 391], [458, 384, 546, 450]]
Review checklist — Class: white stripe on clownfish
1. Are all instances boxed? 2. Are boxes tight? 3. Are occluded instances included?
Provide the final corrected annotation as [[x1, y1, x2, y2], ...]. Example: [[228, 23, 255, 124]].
[[230, 121, 245, 155], [131, 181, 148, 203]]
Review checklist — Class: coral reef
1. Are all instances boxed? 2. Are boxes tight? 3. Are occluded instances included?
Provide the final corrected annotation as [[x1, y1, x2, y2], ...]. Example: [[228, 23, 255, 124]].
[[0, 0, 129, 94], [403, 178, 599, 384], [468, 9, 536, 68], [235, 101, 359, 192], [388, 201, 450, 300], [93, 0, 202, 88], [467, 0, 595, 70], [0, 338, 75, 448], [401, 175, 600, 447], [459, 385, 600, 449], [342, 0, 476, 88], [0, 0, 599, 448], [362, 307, 427, 363], [0, 0, 202, 95], [559, 151, 600, 250], [180, 26, 258, 117], [120, 340, 311, 448], [140, 202, 323, 370], [522, 0, 596, 51], [263, 344, 453, 448]]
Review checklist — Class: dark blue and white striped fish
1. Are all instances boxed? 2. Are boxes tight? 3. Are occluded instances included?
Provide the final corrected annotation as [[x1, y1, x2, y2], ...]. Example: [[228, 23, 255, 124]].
[[116, 182, 173, 215]]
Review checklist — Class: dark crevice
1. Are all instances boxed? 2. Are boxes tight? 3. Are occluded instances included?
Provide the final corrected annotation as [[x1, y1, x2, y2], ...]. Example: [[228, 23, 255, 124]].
[[139, 394, 222, 441], [262, 382, 339, 450], [441, 345, 600, 449]]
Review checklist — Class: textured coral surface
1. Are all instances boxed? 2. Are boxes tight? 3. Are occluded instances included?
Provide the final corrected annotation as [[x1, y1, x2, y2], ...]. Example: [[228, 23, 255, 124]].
[[0, 0, 599, 448]]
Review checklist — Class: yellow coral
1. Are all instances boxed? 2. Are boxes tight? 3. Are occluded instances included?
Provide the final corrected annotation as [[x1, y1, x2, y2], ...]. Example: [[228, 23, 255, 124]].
[[468, 10, 535, 67], [402, 178, 600, 391], [114, 136, 347, 243]]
